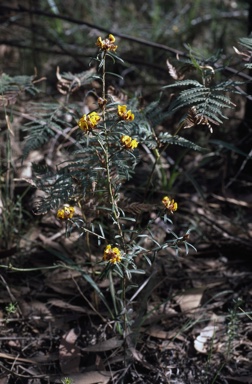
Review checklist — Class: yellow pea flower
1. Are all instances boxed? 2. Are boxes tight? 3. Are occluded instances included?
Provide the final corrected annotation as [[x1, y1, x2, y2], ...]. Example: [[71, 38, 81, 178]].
[[96, 34, 117, 51], [121, 135, 138, 150], [57, 205, 75, 220], [117, 105, 134, 121], [78, 111, 101, 133], [103, 245, 122, 264], [162, 196, 178, 214]]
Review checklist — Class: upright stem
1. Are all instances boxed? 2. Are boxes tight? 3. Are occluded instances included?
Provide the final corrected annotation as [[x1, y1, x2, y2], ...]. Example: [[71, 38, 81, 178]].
[[100, 53, 127, 333]]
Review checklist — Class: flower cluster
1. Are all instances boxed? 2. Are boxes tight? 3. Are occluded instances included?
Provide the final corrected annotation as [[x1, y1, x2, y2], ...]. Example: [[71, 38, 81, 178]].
[[121, 135, 138, 150], [78, 111, 101, 133], [162, 196, 178, 214], [96, 34, 117, 52], [103, 245, 122, 264], [117, 105, 135, 121], [57, 205, 75, 220]]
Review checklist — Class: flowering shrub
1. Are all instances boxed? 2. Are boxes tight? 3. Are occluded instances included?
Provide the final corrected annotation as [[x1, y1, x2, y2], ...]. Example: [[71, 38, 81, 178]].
[[24, 33, 198, 340]]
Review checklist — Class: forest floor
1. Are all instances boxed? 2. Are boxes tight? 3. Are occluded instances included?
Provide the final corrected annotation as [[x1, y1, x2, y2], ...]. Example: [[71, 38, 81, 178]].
[[0, 164, 252, 384]]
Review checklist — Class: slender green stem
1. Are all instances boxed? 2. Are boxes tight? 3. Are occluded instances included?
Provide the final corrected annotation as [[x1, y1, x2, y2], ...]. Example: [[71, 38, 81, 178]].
[[109, 270, 118, 316], [100, 51, 127, 330]]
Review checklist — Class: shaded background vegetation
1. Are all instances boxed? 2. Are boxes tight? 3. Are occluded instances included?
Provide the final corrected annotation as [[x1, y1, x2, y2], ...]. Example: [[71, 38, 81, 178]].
[[0, 1, 252, 383], [0, 0, 249, 76], [1, 0, 252, 279]]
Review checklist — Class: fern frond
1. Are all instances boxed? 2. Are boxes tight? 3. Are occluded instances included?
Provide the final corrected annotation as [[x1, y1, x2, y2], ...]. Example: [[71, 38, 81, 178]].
[[162, 47, 246, 130], [238, 37, 252, 51], [0, 73, 39, 106], [22, 102, 75, 159], [158, 132, 205, 152], [167, 80, 235, 127], [163, 79, 202, 89]]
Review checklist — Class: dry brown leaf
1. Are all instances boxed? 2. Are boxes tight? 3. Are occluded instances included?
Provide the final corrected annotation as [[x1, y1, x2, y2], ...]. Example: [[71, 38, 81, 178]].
[[46, 282, 77, 295], [160, 340, 182, 351], [59, 328, 81, 374], [175, 287, 204, 314], [45, 268, 82, 282], [146, 303, 178, 319], [212, 193, 252, 207], [146, 325, 168, 339], [82, 337, 123, 352], [146, 325, 186, 342], [44, 268, 83, 295], [0, 352, 38, 364], [59, 371, 115, 384], [166, 59, 179, 80], [48, 299, 95, 315], [39, 233, 69, 254], [19, 299, 53, 319]]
